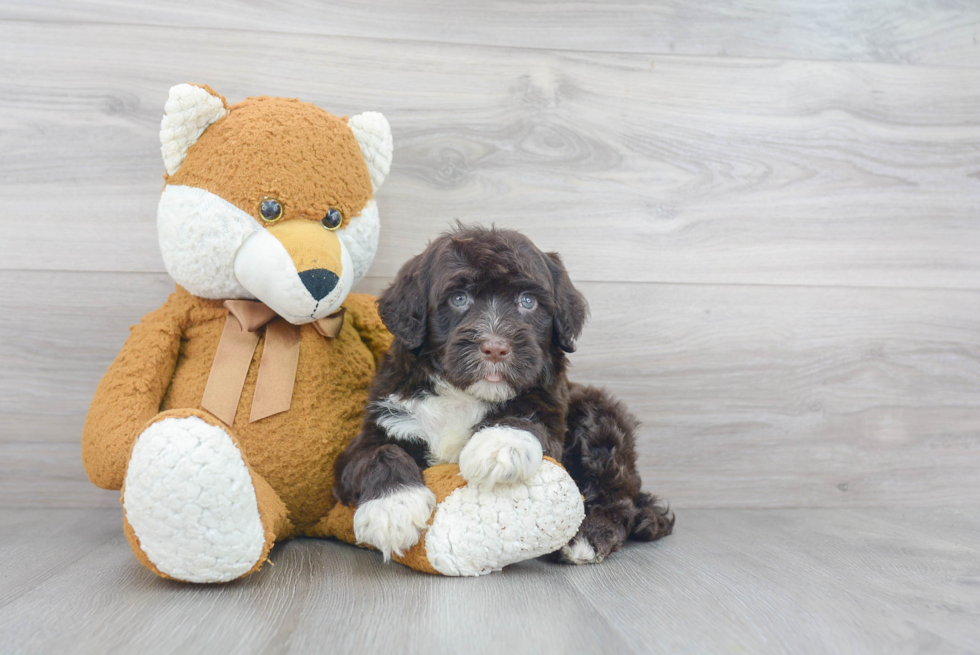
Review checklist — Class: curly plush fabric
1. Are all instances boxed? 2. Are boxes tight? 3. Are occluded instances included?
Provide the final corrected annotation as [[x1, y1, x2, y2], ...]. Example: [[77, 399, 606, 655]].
[[160, 84, 228, 175], [347, 112, 393, 191], [83, 289, 391, 530], [426, 459, 584, 576], [123, 415, 267, 583], [167, 96, 373, 229], [317, 458, 585, 576]]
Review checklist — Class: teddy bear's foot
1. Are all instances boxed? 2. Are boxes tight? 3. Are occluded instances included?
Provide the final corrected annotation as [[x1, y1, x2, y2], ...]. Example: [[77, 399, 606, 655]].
[[122, 411, 287, 583], [423, 458, 584, 576], [316, 457, 584, 576]]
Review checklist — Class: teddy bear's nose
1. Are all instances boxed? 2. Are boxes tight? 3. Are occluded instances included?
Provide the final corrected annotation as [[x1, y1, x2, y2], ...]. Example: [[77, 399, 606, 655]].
[[298, 268, 339, 301]]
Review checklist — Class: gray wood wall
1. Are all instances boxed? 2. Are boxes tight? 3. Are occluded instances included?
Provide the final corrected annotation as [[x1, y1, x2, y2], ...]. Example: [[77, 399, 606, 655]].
[[2, 1, 979, 511]]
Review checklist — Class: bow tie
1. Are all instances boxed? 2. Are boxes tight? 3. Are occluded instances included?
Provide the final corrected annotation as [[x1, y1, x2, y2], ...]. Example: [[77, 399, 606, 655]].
[[201, 300, 346, 425]]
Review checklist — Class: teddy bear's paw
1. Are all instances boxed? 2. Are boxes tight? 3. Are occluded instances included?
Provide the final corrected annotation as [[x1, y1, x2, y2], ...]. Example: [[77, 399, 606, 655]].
[[458, 426, 543, 490], [123, 416, 266, 583], [424, 459, 585, 576], [353, 485, 437, 561]]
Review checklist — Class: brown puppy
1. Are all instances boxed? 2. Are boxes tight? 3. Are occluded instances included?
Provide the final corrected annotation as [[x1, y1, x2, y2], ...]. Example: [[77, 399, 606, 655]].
[[334, 225, 673, 563]]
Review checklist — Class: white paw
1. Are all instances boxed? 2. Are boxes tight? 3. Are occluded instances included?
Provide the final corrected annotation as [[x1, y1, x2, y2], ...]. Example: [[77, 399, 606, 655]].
[[353, 486, 437, 561], [558, 535, 603, 565], [458, 426, 543, 489], [123, 416, 266, 583]]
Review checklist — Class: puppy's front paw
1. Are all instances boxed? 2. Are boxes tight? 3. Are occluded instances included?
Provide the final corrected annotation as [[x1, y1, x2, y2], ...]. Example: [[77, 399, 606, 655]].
[[353, 486, 437, 561], [459, 426, 543, 489]]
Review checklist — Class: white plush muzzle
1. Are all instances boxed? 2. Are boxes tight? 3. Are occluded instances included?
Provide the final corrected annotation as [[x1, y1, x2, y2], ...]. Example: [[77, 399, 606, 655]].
[[158, 185, 378, 323], [234, 229, 354, 324]]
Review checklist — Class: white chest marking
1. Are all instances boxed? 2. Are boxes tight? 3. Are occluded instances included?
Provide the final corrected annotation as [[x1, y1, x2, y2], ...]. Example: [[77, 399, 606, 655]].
[[375, 380, 491, 465]]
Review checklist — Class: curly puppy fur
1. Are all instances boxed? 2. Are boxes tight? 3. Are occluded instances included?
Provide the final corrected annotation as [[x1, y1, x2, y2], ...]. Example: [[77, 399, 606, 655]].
[[334, 225, 673, 563]]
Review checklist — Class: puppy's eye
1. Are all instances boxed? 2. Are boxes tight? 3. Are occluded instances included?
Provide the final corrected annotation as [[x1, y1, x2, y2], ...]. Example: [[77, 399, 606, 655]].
[[259, 198, 283, 223], [321, 208, 343, 231], [450, 291, 470, 308], [519, 293, 537, 310]]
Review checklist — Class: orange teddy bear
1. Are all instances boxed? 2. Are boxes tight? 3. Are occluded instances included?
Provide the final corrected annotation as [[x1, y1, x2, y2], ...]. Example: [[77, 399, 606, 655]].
[[82, 85, 583, 582]]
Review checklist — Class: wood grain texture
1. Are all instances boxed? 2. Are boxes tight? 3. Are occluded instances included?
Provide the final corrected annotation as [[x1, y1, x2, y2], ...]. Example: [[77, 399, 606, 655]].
[[0, 507, 977, 654], [3, 0, 980, 66], [578, 282, 980, 509], [0, 442, 117, 509], [562, 507, 980, 654], [4, 271, 979, 509], [0, 508, 119, 608], [1, 3, 977, 650], [2, 21, 980, 288]]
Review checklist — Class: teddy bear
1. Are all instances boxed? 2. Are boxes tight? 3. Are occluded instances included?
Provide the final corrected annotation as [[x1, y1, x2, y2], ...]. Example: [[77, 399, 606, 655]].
[[81, 84, 584, 582]]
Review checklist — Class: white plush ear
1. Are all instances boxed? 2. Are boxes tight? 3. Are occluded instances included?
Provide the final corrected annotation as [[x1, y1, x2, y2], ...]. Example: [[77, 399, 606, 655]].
[[160, 84, 228, 175], [348, 112, 393, 192]]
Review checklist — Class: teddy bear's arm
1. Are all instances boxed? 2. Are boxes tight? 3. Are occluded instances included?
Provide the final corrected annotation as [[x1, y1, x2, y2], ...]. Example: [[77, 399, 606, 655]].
[[81, 298, 184, 490], [343, 292, 394, 367]]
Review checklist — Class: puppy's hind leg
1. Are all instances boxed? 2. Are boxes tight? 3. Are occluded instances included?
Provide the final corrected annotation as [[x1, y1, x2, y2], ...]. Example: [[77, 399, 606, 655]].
[[556, 384, 674, 565], [632, 490, 675, 542]]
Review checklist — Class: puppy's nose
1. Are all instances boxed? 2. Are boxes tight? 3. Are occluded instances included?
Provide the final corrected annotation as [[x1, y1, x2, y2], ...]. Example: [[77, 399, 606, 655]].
[[480, 338, 511, 363], [298, 268, 339, 301]]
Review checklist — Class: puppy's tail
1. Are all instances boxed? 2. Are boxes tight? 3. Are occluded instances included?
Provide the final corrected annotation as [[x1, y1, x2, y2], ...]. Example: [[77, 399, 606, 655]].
[[630, 491, 674, 542]]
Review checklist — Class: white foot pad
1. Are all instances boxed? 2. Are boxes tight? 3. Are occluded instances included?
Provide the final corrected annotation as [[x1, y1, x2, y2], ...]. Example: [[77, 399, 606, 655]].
[[123, 416, 266, 583], [425, 459, 585, 576]]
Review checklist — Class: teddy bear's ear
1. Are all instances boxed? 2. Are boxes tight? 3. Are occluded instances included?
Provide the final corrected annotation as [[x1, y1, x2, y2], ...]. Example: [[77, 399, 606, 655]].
[[160, 84, 228, 175], [348, 112, 393, 192]]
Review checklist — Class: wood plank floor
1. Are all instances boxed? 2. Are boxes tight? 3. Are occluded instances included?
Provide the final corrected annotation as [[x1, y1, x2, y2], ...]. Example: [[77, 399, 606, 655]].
[[2, 20, 979, 288], [1, 507, 978, 654], [4, 0, 980, 65], [2, 1, 979, 652]]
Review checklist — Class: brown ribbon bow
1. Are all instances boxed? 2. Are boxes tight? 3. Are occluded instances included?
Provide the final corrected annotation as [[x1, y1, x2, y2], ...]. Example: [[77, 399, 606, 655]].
[[201, 300, 345, 425]]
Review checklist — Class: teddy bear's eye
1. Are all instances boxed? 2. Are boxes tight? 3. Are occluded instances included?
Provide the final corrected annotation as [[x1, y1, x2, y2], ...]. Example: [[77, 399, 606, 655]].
[[321, 208, 343, 231], [259, 198, 283, 223]]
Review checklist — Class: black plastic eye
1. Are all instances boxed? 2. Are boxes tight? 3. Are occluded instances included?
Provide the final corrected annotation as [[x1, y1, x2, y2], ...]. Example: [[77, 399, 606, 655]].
[[321, 208, 343, 231], [519, 293, 537, 310], [259, 198, 283, 222]]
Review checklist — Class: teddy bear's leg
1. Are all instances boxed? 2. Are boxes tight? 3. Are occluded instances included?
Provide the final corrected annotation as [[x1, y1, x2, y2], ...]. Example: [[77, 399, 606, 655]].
[[316, 457, 584, 576], [121, 409, 291, 583]]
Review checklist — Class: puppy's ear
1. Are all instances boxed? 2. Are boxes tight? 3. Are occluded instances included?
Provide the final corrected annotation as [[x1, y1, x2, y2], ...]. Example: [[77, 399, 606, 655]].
[[545, 252, 589, 353], [378, 252, 429, 349]]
